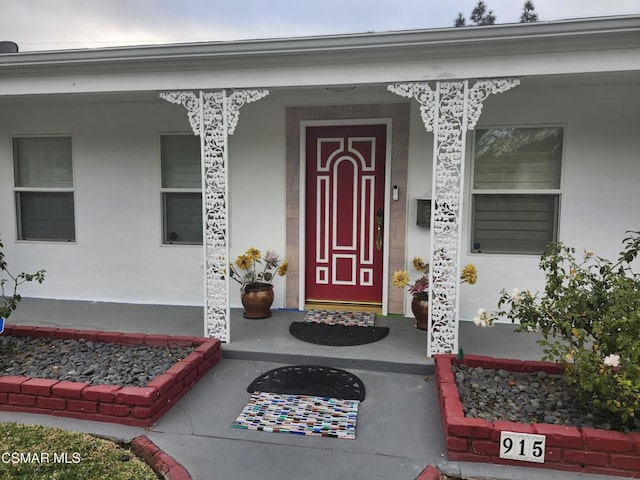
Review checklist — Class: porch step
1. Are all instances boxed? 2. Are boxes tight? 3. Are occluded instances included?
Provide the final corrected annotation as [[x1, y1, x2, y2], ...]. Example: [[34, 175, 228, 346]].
[[221, 348, 434, 375]]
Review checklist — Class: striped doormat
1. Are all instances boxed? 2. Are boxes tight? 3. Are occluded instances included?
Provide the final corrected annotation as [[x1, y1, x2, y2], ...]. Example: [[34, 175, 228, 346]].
[[232, 391, 359, 439]]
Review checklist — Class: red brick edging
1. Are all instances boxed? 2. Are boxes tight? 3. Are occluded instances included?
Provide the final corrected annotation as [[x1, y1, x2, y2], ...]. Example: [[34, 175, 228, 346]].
[[416, 464, 442, 480], [435, 354, 640, 478], [0, 324, 221, 427], [132, 435, 192, 480]]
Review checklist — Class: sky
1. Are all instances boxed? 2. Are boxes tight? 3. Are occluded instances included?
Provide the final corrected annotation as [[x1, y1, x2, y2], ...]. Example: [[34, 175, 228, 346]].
[[1, 0, 639, 52]]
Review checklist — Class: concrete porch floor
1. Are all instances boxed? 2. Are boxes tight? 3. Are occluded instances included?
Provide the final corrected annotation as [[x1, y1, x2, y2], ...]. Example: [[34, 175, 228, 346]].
[[7, 297, 546, 374], [1, 298, 622, 480]]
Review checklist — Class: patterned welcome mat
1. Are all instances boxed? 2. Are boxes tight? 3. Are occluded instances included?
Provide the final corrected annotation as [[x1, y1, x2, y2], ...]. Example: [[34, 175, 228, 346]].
[[303, 309, 376, 327], [232, 391, 359, 439]]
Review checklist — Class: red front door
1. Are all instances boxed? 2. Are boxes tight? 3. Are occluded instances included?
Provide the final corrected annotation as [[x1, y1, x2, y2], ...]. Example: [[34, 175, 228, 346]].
[[305, 124, 387, 305]]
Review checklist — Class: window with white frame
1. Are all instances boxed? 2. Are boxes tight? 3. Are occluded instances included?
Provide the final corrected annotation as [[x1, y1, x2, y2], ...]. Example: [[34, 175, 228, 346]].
[[13, 136, 76, 242], [160, 134, 202, 245], [471, 126, 564, 255]]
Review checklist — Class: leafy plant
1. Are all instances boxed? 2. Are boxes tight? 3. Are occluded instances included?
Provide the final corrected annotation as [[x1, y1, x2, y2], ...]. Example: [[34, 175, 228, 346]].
[[229, 247, 287, 292], [0, 237, 45, 321], [494, 231, 640, 429]]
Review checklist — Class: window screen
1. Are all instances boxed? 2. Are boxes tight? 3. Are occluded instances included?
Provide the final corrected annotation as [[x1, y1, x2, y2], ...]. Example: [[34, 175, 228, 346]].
[[160, 135, 202, 245], [471, 127, 563, 255], [14, 137, 75, 242], [472, 194, 558, 254]]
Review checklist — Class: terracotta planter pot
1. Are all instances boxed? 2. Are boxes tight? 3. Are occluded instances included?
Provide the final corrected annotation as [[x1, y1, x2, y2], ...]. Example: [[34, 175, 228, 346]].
[[241, 283, 274, 319], [411, 296, 429, 330]]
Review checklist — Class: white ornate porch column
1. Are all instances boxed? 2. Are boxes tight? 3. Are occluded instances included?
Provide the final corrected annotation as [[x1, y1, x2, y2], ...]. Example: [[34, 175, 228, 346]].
[[388, 79, 518, 356], [160, 89, 269, 341]]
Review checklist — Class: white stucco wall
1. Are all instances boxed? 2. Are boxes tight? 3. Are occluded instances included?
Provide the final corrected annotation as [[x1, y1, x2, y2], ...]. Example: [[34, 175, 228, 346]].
[[404, 80, 640, 322], [0, 99, 207, 305], [0, 87, 404, 308], [226, 95, 286, 307], [1, 79, 638, 319]]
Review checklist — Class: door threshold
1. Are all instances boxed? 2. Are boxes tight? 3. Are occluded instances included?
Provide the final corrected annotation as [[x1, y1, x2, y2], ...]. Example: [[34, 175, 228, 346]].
[[304, 301, 382, 314]]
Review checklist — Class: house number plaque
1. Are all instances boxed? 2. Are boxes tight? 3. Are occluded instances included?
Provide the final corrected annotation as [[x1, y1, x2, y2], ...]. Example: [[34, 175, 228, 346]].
[[499, 431, 546, 463]]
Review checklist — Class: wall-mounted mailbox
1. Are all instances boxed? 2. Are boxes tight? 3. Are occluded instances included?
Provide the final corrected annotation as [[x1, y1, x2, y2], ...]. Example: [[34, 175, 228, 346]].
[[416, 198, 432, 227]]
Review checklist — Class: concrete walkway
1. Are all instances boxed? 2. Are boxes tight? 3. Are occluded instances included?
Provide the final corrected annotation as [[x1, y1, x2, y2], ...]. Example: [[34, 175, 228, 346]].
[[1, 298, 627, 480]]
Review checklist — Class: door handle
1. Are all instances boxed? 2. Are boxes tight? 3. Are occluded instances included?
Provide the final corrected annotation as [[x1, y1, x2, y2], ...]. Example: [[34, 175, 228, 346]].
[[375, 208, 383, 250]]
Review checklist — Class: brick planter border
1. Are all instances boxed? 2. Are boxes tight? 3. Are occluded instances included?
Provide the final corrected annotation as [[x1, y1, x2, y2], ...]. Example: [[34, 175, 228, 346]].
[[0, 324, 221, 427], [132, 435, 192, 480], [416, 464, 442, 480], [435, 354, 640, 479]]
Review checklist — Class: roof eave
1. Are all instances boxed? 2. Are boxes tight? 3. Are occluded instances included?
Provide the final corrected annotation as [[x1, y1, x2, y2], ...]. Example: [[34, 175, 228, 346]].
[[1, 14, 639, 68]]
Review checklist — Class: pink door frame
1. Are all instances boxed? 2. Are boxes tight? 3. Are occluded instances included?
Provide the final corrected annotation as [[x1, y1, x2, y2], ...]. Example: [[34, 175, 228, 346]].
[[285, 103, 410, 315]]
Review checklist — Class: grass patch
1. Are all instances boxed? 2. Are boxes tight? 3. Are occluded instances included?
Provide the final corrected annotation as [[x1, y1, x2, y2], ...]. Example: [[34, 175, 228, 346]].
[[0, 422, 158, 479]]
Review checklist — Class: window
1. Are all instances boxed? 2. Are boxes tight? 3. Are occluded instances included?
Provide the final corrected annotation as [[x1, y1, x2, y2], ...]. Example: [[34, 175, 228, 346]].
[[160, 134, 202, 245], [471, 126, 563, 254], [13, 137, 75, 242]]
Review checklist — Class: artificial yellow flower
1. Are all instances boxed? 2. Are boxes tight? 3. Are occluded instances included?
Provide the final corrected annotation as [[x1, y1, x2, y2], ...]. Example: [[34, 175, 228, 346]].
[[393, 270, 410, 288], [277, 260, 289, 276], [235, 255, 251, 270], [461, 263, 477, 285], [413, 257, 427, 272], [246, 247, 261, 261]]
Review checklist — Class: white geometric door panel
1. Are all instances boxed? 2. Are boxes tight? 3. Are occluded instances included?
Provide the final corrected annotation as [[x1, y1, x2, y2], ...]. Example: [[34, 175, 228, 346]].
[[305, 125, 386, 304]]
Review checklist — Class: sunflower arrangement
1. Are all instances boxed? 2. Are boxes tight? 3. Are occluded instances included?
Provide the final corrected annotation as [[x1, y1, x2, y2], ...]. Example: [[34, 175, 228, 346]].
[[229, 247, 288, 292], [393, 256, 477, 300]]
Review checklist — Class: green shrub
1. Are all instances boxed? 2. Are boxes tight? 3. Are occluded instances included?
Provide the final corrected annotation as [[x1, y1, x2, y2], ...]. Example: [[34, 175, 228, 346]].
[[495, 231, 640, 429], [0, 237, 45, 320]]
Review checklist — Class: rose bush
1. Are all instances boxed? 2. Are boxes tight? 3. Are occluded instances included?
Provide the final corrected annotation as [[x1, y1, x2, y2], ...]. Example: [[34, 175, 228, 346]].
[[494, 231, 640, 429]]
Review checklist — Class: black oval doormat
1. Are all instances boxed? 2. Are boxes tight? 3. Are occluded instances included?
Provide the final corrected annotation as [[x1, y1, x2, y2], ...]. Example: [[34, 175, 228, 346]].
[[289, 321, 389, 347], [247, 365, 365, 401]]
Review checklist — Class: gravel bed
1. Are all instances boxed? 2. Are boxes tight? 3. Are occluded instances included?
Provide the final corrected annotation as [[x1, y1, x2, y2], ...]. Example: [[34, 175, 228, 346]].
[[0, 335, 194, 387], [454, 364, 640, 432]]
